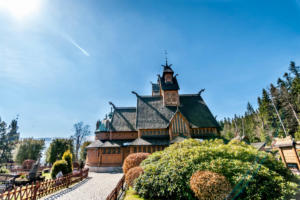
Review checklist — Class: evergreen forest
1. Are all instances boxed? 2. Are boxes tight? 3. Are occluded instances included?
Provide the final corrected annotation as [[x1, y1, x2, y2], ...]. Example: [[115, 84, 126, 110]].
[[220, 61, 300, 144]]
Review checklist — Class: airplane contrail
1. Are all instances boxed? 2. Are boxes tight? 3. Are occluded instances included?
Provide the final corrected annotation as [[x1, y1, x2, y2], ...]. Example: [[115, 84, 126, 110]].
[[63, 34, 90, 57]]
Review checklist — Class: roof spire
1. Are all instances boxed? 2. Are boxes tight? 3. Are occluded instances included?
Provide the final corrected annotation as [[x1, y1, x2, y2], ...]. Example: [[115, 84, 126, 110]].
[[161, 50, 172, 69], [165, 50, 168, 66]]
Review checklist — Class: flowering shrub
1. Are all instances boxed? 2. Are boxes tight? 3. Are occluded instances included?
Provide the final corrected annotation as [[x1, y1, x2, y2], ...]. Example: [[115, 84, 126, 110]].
[[190, 171, 231, 200], [123, 153, 150, 174], [22, 159, 35, 170], [134, 139, 297, 200], [125, 166, 144, 187]]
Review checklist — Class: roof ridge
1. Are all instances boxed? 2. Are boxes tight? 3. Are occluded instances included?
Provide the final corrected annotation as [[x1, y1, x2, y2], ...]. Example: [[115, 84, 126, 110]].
[[115, 107, 136, 110], [179, 94, 200, 96]]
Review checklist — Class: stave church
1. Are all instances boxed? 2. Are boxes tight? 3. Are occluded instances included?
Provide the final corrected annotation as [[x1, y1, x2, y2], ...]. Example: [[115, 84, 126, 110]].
[[86, 61, 220, 170]]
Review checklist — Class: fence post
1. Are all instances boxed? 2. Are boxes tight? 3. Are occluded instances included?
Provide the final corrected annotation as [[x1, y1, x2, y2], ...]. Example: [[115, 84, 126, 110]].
[[32, 181, 39, 200], [66, 175, 70, 188]]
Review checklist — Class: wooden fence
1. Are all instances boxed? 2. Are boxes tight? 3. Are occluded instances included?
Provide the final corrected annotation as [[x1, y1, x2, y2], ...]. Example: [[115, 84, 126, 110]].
[[106, 175, 125, 200], [0, 168, 89, 200]]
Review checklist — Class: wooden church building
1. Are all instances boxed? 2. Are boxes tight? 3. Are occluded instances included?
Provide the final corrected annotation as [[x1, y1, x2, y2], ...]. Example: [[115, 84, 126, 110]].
[[86, 61, 220, 170]]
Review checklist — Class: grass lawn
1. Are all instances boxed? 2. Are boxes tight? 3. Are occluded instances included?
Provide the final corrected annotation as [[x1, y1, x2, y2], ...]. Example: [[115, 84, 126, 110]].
[[124, 188, 145, 200]]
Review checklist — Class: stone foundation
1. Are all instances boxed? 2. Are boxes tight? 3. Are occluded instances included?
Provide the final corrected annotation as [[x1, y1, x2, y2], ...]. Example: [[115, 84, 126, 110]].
[[85, 165, 123, 173]]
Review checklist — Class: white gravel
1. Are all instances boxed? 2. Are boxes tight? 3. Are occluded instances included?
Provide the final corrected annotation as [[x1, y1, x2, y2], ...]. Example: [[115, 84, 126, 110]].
[[41, 172, 123, 200]]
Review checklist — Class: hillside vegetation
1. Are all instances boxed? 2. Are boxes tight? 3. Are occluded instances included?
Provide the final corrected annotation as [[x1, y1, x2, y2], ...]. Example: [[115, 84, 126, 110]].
[[221, 61, 300, 143]]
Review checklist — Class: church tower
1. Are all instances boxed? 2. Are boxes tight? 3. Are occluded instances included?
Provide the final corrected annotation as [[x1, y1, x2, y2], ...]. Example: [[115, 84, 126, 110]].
[[158, 61, 180, 106]]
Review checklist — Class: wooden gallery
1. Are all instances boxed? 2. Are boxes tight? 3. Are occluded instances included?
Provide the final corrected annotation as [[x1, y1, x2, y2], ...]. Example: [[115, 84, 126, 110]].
[[85, 61, 220, 171]]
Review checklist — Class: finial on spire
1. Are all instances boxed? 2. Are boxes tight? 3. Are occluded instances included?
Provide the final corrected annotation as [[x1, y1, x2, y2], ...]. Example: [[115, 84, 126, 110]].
[[161, 50, 172, 68], [164, 50, 168, 65]]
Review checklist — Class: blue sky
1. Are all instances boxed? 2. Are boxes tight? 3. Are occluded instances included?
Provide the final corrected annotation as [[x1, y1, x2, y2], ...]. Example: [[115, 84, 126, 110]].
[[0, 0, 300, 138]]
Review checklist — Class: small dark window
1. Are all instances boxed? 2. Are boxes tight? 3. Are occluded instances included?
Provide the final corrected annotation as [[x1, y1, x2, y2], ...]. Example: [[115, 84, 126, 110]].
[[143, 146, 146, 152], [107, 148, 111, 154], [148, 146, 151, 153], [134, 147, 137, 153], [139, 146, 142, 152], [103, 148, 106, 154], [112, 148, 116, 154]]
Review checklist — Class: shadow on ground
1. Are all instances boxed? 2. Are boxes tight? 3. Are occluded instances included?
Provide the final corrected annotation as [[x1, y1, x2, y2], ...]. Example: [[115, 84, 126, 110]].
[[43, 177, 92, 200]]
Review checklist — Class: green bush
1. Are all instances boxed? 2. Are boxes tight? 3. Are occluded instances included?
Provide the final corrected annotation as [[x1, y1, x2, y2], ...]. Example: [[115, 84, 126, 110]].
[[51, 160, 68, 179], [190, 171, 231, 200], [0, 167, 10, 174], [134, 139, 297, 200], [62, 150, 73, 174]]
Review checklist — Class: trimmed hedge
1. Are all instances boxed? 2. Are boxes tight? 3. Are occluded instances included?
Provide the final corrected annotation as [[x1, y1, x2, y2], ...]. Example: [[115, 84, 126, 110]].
[[62, 150, 73, 174], [125, 166, 144, 187], [134, 139, 297, 200], [51, 160, 68, 179], [123, 153, 150, 174], [190, 171, 231, 200]]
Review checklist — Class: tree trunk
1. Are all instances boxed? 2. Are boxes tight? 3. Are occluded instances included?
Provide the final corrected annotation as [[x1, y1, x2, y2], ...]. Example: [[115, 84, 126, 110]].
[[288, 102, 300, 126], [270, 93, 288, 136]]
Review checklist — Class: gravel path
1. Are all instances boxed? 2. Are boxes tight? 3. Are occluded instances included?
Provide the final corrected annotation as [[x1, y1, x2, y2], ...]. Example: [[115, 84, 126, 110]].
[[41, 172, 123, 200]]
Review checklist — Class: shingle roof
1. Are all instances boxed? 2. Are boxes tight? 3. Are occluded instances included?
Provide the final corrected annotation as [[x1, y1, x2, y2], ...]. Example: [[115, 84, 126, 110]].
[[110, 107, 137, 132], [179, 95, 220, 128], [102, 141, 121, 147], [125, 138, 170, 146], [136, 96, 175, 129], [136, 94, 220, 129], [127, 138, 152, 146], [86, 140, 103, 148], [251, 142, 266, 150], [152, 83, 160, 93], [273, 136, 294, 147]]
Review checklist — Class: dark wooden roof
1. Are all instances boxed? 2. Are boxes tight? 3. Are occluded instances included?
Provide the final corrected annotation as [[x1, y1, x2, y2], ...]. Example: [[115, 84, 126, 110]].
[[158, 75, 180, 91], [152, 83, 160, 93], [136, 94, 220, 129], [125, 138, 170, 146], [110, 107, 137, 132]]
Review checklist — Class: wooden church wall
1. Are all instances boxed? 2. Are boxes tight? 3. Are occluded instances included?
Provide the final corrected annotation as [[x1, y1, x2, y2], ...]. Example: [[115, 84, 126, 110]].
[[95, 131, 138, 140], [169, 112, 190, 138]]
